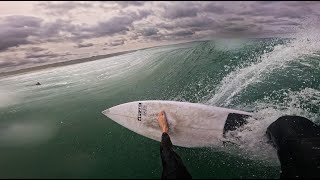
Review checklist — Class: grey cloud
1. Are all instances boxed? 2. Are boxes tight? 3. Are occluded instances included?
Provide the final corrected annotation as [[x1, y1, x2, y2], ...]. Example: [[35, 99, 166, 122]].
[[29, 47, 46, 52], [41, 19, 71, 36], [75, 42, 94, 48], [0, 16, 81, 52], [91, 16, 132, 36], [176, 16, 216, 29], [7, 46, 46, 53], [96, 1, 146, 8], [0, 8, 152, 52], [107, 39, 125, 46], [239, 8, 272, 16], [162, 2, 199, 19], [226, 17, 245, 21], [269, 21, 301, 26], [25, 51, 60, 59], [216, 23, 264, 37], [156, 16, 216, 37], [78, 9, 151, 39], [37, 1, 92, 15], [64, 51, 72, 55], [0, 58, 30, 71], [0, 61, 16, 68], [4, 15, 43, 28], [161, 2, 225, 20], [157, 2, 276, 38], [37, 19, 80, 42], [157, 23, 175, 30], [257, 1, 281, 5], [0, 38, 29, 52], [0, 15, 80, 51], [114, 1, 146, 7], [127, 33, 140, 41], [171, 30, 195, 37], [22, 51, 73, 68], [254, 17, 300, 26], [1, 50, 73, 70], [145, 1, 311, 40], [285, 1, 320, 7], [273, 10, 303, 19], [0, 15, 43, 51], [138, 9, 152, 19], [239, 1, 311, 19], [224, 26, 248, 32], [255, 18, 278, 24], [202, 2, 225, 14], [141, 27, 158, 36]]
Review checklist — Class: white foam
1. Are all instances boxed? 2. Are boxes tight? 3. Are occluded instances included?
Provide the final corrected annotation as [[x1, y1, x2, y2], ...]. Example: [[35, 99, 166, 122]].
[[204, 19, 320, 162], [222, 113, 279, 164], [206, 23, 320, 107], [217, 87, 319, 164]]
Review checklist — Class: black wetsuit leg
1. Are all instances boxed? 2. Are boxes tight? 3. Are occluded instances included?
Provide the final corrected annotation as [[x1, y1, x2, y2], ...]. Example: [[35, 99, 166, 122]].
[[160, 132, 192, 179], [266, 115, 320, 179]]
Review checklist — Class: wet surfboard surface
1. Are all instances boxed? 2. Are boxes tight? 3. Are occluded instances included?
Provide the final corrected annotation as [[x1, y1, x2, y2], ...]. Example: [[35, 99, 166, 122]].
[[102, 100, 252, 147]]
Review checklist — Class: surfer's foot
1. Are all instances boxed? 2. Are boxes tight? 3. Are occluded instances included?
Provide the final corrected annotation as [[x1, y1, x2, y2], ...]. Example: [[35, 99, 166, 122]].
[[158, 111, 169, 133]]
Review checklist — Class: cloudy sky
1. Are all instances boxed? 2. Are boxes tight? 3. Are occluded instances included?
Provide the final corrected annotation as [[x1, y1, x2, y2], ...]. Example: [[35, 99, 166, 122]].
[[0, 1, 319, 72]]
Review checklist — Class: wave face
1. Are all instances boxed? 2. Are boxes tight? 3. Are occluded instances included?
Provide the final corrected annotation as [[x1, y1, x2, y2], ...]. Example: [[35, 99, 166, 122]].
[[0, 35, 319, 178]]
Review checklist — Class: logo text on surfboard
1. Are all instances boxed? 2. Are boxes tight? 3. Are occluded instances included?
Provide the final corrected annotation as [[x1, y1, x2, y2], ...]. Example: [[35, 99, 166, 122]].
[[138, 102, 142, 121], [137, 102, 147, 121]]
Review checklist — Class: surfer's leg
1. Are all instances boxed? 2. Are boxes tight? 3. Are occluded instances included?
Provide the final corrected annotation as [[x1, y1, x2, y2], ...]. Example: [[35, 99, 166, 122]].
[[160, 133, 192, 179], [158, 111, 192, 179], [158, 111, 169, 134], [266, 116, 320, 179]]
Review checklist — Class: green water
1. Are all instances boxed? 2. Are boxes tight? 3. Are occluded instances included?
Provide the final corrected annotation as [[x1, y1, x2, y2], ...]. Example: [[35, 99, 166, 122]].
[[0, 38, 319, 178]]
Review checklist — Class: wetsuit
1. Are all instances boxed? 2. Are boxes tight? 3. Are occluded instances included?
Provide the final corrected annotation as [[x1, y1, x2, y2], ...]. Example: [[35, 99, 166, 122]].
[[266, 115, 320, 179], [159, 115, 320, 179], [160, 132, 192, 179]]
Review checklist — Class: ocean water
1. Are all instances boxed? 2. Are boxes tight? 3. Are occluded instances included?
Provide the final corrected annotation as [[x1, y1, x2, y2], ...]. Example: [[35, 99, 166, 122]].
[[0, 35, 319, 178]]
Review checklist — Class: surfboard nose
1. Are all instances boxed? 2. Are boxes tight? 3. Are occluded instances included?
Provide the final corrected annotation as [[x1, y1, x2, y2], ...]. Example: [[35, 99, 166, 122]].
[[102, 108, 110, 117]]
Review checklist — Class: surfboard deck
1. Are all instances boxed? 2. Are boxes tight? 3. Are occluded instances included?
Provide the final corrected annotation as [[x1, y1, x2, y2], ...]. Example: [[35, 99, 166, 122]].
[[102, 100, 252, 147]]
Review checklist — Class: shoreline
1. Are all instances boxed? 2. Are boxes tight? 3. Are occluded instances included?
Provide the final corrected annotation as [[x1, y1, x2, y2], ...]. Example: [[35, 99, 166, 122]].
[[0, 39, 203, 79], [0, 49, 137, 78]]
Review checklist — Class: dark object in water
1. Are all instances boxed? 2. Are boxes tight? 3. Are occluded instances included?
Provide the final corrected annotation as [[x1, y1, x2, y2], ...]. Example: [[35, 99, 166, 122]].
[[35, 82, 41, 85], [223, 113, 250, 135], [266, 115, 320, 179], [222, 113, 251, 146]]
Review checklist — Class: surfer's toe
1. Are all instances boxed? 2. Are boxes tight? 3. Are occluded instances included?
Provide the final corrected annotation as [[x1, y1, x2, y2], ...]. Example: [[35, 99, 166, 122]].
[[158, 111, 169, 133]]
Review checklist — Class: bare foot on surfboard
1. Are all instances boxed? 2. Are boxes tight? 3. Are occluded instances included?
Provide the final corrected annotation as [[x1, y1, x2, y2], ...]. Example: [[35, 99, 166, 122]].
[[158, 111, 169, 133]]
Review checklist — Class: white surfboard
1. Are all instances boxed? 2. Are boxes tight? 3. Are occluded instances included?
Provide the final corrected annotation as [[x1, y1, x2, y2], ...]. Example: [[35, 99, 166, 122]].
[[102, 100, 252, 148]]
